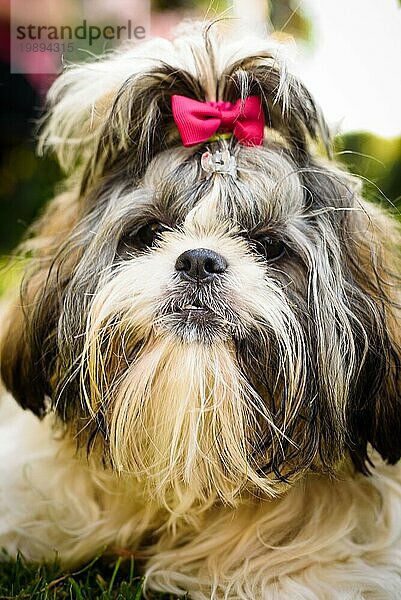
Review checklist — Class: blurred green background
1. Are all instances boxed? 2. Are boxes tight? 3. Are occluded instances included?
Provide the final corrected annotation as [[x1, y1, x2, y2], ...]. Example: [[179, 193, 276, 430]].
[[1, 0, 400, 263]]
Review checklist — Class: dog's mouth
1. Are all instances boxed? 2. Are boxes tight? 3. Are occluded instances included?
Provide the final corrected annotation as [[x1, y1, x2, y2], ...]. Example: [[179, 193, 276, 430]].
[[156, 292, 234, 342], [178, 299, 211, 320]]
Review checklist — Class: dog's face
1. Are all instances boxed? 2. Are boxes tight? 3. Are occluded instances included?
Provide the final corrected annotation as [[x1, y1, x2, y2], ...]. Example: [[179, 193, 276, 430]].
[[2, 24, 401, 507]]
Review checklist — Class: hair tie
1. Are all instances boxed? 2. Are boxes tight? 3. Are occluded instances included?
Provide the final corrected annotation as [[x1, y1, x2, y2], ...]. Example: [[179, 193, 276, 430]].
[[201, 149, 237, 178]]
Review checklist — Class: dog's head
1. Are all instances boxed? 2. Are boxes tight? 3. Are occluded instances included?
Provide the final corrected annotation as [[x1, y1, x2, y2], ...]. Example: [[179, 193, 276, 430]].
[[2, 23, 401, 507]]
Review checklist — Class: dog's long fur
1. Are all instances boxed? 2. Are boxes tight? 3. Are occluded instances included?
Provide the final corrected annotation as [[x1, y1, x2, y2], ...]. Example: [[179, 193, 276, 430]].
[[1, 22, 401, 598]]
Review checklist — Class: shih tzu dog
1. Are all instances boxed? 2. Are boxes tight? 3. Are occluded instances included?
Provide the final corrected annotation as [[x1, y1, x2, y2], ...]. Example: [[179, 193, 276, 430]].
[[1, 20, 401, 599]]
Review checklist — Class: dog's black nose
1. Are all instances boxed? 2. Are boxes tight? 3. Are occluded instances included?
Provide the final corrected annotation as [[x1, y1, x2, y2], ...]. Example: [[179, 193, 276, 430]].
[[175, 248, 227, 282]]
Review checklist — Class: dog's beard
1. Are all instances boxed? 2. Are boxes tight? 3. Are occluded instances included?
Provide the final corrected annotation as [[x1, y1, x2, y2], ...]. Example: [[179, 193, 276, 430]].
[[109, 336, 271, 505], [85, 333, 301, 508]]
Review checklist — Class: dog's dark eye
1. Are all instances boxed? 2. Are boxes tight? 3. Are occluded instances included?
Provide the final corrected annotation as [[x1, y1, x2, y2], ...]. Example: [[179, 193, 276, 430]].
[[136, 222, 168, 248], [254, 236, 285, 261], [120, 221, 169, 254]]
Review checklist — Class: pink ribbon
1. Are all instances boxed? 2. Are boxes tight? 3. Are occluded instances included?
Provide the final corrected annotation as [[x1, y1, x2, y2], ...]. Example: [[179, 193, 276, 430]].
[[171, 95, 265, 147]]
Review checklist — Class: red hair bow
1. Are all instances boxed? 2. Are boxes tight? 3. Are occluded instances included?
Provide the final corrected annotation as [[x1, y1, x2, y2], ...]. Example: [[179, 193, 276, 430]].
[[171, 95, 265, 147]]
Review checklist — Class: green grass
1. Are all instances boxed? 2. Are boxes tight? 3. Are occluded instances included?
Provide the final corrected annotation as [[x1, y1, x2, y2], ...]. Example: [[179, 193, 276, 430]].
[[0, 552, 182, 600]]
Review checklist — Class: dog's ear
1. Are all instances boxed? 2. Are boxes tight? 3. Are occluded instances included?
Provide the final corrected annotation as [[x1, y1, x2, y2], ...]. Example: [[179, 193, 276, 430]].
[[1, 284, 52, 418], [345, 202, 401, 472], [0, 192, 79, 417], [298, 164, 401, 473]]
